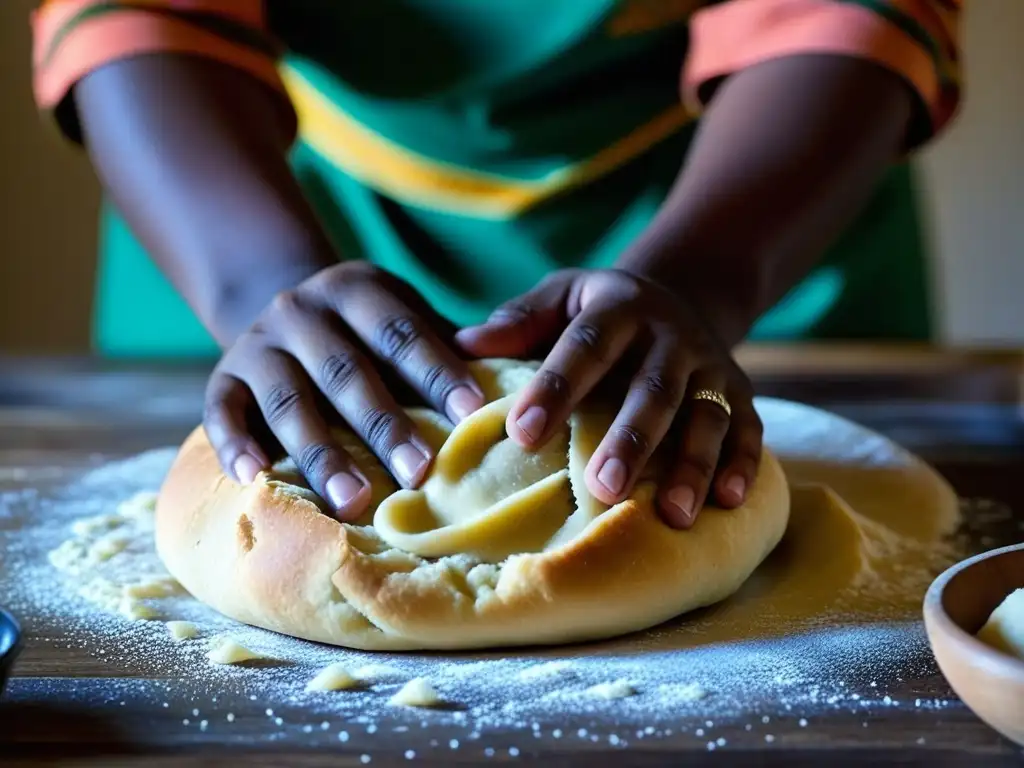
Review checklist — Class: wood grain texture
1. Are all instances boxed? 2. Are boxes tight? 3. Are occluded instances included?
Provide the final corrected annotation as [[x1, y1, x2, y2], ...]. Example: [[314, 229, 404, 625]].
[[2, 353, 1024, 766]]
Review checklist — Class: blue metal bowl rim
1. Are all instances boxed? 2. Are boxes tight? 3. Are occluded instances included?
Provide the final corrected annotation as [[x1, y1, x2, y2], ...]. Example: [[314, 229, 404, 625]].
[[0, 606, 22, 662]]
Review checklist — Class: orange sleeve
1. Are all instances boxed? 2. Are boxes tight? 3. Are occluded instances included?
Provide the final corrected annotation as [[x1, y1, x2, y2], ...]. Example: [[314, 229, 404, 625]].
[[32, 0, 295, 143], [683, 0, 962, 147]]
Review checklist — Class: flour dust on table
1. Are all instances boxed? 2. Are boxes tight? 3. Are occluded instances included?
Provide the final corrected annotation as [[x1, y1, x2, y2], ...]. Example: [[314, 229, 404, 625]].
[[0, 398, 983, 751]]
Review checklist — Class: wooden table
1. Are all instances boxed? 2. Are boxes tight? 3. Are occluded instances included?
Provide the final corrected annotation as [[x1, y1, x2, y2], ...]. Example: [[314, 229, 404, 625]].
[[1, 347, 1024, 767]]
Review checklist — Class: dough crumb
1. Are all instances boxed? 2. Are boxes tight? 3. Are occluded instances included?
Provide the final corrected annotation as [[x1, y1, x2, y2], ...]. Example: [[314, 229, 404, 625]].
[[306, 663, 360, 692], [977, 587, 1024, 659], [390, 678, 442, 708], [586, 680, 636, 700], [123, 576, 181, 599], [118, 597, 158, 621], [207, 639, 267, 665], [88, 534, 130, 563], [117, 491, 159, 518], [674, 682, 708, 702], [166, 621, 199, 641], [48, 539, 88, 573], [71, 514, 122, 538]]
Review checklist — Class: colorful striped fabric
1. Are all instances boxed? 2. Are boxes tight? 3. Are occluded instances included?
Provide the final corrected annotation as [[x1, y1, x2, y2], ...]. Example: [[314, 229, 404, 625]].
[[33, 0, 962, 203], [29, 0, 963, 355]]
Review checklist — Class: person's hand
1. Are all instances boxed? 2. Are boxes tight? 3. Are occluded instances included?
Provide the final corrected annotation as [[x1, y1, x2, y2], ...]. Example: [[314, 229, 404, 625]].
[[204, 262, 485, 521], [455, 268, 762, 529]]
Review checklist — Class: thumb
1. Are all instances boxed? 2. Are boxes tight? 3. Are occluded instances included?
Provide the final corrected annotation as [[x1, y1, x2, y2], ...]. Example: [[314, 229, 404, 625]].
[[455, 276, 571, 358]]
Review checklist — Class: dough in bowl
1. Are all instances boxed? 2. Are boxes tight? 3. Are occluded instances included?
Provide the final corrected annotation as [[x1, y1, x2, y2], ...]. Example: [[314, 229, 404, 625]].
[[155, 359, 790, 650]]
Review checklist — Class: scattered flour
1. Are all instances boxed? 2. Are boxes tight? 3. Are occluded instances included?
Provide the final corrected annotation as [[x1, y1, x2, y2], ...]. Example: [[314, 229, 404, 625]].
[[0, 448, 985, 755]]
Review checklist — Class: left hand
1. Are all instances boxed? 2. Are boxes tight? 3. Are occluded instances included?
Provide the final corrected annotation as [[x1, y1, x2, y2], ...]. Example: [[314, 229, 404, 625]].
[[455, 268, 762, 529]]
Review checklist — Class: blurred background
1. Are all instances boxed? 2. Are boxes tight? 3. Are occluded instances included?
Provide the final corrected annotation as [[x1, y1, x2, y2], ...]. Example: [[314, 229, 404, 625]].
[[1, 1, 1021, 354]]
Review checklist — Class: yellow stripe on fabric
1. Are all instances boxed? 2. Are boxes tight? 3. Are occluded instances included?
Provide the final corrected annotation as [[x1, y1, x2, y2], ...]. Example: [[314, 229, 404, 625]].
[[281, 66, 694, 220]]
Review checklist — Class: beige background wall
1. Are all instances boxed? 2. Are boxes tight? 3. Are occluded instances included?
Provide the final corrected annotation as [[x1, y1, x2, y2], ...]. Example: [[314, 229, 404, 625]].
[[0, 1, 1021, 353]]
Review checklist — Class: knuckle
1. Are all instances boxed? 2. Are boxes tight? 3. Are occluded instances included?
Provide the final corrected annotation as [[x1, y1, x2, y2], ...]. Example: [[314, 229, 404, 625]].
[[359, 407, 401, 455], [611, 424, 650, 458], [375, 315, 422, 364], [697, 401, 733, 431], [319, 352, 360, 400], [565, 322, 604, 357], [609, 270, 645, 303], [261, 385, 302, 427], [633, 369, 682, 406], [268, 289, 307, 320], [536, 369, 572, 402], [677, 452, 718, 480], [732, 446, 762, 469], [420, 364, 458, 405], [343, 261, 383, 282], [489, 301, 535, 326], [296, 442, 335, 484]]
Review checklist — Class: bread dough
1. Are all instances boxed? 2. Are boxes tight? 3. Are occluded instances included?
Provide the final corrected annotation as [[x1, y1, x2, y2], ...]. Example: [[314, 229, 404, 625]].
[[166, 620, 199, 641], [390, 678, 441, 707], [207, 639, 266, 665], [977, 588, 1024, 659], [306, 663, 360, 691], [155, 359, 790, 651]]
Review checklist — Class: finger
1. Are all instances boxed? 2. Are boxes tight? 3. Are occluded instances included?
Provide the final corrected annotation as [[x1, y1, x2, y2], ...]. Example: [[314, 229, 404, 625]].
[[507, 306, 639, 448], [228, 347, 373, 521], [584, 340, 689, 505], [713, 380, 763, 508], [658, 371, 732, 530], [331, 283, 486, 424], [204, 370, 270, 485], [454, 272, 573, 359], [277, 305, 435, 488]]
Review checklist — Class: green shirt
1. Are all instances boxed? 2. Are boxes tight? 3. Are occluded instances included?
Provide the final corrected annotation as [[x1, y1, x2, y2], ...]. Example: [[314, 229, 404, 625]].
[[89, 0, 937, 357]]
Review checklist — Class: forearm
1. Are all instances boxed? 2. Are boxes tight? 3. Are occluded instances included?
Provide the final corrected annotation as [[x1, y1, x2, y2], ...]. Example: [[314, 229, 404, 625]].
[[619, 54, 916, 347], [76, 55, 336, 346]]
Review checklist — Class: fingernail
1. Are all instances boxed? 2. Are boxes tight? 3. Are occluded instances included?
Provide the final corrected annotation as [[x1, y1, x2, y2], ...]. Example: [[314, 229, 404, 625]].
[[724, 475, 746, 503], [597, 458, 628, 497], [516, 405, 548, 442], [326, 472, 365, 512], [665, 486, 696, 527], [447, 386, 483, 422], [233, 453, 264, 485], [391, 442, 429, 486]]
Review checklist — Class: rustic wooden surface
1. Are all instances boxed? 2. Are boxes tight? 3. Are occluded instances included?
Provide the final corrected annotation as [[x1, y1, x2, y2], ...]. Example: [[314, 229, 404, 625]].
[[1, 347, 1024, 767]]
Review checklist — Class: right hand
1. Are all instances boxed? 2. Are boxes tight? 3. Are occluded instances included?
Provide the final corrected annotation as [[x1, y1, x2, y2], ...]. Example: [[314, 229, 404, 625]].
[[204, 262, 485, 521]]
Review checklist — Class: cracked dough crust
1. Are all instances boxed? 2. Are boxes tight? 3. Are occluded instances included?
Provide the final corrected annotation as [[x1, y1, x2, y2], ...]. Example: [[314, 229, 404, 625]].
[[155, 359, 790, 650]]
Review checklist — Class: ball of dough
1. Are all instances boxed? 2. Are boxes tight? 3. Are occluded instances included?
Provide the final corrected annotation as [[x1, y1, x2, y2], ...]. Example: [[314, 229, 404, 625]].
[[155, 359, 790, 650], [977, 588, 1024, 660]]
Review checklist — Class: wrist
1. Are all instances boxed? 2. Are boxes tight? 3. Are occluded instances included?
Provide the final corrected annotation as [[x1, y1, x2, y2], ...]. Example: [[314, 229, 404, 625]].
[[198, 236, 335, 348], [617, 227, 766, 349]]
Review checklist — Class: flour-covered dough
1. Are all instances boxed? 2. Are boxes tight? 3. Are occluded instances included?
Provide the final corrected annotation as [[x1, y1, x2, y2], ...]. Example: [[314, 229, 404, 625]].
[[155, 359, 790, 650], [977, 588, 1024, 660]]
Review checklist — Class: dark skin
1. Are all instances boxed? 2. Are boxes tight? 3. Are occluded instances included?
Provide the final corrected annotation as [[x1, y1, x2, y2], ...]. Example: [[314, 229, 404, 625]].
[[75, 52, 914, 527]]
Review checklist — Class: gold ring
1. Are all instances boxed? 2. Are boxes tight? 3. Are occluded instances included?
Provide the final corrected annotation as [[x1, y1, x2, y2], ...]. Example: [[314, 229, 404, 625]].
[[691, 389, 731, 418]]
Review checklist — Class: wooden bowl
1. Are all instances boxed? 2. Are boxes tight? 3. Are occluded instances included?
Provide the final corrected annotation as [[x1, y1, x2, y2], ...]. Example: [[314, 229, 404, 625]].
[[924, 542, 1024, 746], [0, 606, 21, 698]]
